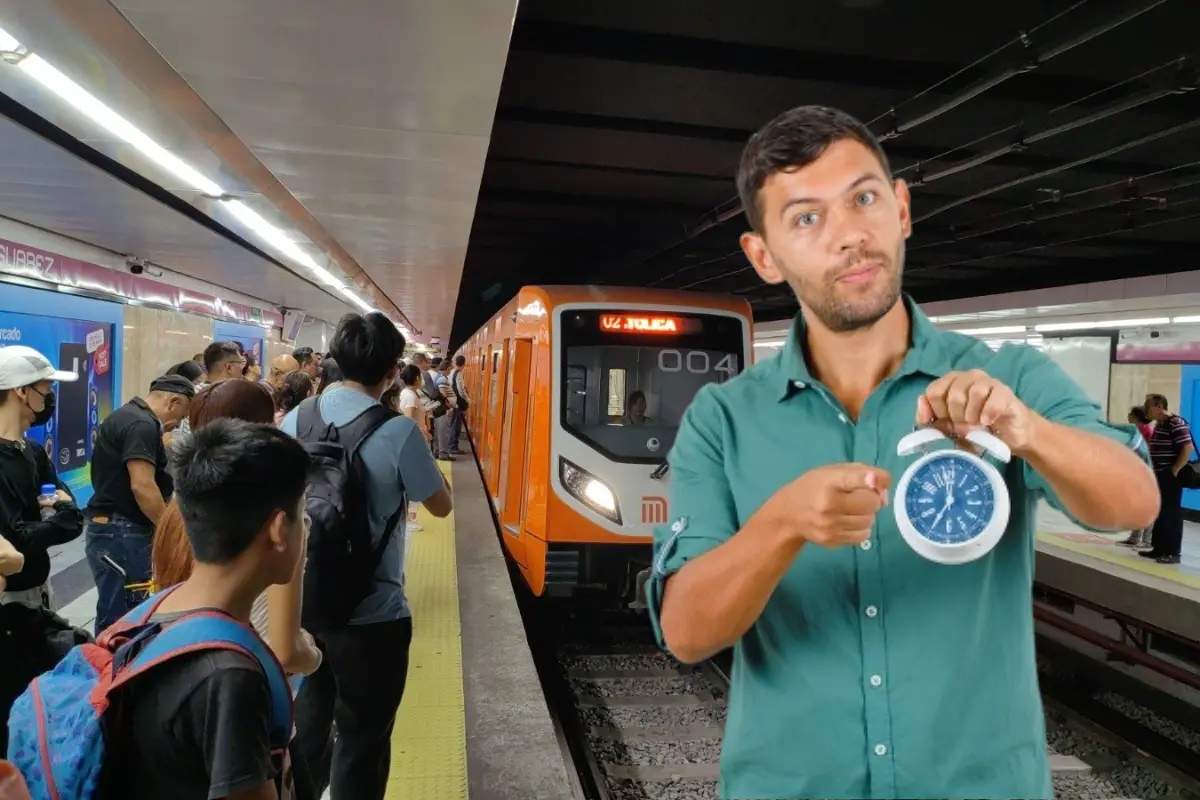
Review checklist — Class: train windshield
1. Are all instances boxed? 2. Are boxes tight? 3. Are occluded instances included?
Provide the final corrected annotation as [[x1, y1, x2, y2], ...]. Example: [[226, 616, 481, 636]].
[[559, 309, 745, 463]]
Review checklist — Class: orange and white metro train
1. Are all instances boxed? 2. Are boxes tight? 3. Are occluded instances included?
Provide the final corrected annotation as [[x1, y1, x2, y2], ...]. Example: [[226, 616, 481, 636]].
[[458, 285, 753, 603]]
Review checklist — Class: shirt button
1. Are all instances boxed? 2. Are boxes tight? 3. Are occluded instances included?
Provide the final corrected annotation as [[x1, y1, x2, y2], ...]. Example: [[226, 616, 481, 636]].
[[793, 380, 806, 389], [838, 413, 849, 423], [865, 605, 878, 618], [860, 539, 872, 551], [870, 674, 882, 687], [874, 744, 888, 757]]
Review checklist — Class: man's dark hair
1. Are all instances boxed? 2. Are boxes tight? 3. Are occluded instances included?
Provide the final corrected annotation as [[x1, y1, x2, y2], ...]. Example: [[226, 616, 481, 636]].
[[170, 418, 309, 564], [166, 361, 204, 383], [454, 355, 466, 368], [203, 341, 242, 374], [328, 312, 406, 386], [293, 346, 315, 366], [736, 105, 891, 233], [1147, 394, 1169, 410]]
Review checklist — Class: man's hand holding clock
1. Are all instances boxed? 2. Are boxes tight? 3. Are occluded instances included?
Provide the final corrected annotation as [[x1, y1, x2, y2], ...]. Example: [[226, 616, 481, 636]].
[[917, 369, 1040, 456]]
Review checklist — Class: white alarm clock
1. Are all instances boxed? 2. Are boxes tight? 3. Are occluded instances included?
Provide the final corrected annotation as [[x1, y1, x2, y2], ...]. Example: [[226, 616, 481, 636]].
[[893, 427, 1012, 565]]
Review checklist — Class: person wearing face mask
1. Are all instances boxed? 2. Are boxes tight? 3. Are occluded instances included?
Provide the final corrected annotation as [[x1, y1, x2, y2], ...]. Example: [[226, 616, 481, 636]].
[[85, 374, 195, 634], [0, 345, 83, 610]]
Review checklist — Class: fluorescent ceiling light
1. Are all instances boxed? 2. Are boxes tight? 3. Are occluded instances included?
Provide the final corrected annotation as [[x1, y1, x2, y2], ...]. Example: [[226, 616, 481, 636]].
[[338, 286, 375, 313], [16, 53, 223, 197], [0, 28, 21, 54], [951, 325, 1027, 336], [1171, 315, 1200, 324], [0, 25, 405, 322], [222, 199, 347, 293], [753, 340, 785, 349], [1035, 317, 1170, 332]]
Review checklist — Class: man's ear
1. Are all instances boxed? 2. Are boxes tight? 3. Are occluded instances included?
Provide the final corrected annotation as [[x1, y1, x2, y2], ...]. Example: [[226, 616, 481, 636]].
[[741, 231, 786, 285]]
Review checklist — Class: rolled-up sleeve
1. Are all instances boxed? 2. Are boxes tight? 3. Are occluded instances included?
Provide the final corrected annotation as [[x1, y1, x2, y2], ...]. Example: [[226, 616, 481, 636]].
[[1012, 347, 1150, 530], [646, 385, 739, 649]]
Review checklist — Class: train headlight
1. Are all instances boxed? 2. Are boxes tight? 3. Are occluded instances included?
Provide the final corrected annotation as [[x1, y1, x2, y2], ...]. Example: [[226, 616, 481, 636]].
[[559, 457, 621, 524]]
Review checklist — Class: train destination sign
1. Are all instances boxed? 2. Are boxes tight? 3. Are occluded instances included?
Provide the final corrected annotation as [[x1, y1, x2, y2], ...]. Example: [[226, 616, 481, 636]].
[[599, 314, 691, 334]]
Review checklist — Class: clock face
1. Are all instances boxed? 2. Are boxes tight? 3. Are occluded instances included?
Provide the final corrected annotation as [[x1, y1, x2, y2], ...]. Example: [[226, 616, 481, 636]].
[[904, 452, 996, 544]]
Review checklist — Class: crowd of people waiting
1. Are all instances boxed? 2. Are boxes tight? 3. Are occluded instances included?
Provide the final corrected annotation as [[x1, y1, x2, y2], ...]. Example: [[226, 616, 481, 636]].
[[0, 311, 469, 799]]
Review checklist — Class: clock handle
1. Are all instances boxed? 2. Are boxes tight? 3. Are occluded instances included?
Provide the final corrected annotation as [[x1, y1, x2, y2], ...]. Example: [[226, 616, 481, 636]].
[[965, 429, 1012, 463], [896, 427, 947, 456]]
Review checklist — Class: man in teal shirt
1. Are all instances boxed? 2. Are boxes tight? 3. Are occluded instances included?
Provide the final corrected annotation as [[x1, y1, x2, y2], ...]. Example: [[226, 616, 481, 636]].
[[647, 105, 1159, 800]]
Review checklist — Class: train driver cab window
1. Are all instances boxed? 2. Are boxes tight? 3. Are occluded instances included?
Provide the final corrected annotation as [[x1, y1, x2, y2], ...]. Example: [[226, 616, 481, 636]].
[[559, 310, 744, 462]]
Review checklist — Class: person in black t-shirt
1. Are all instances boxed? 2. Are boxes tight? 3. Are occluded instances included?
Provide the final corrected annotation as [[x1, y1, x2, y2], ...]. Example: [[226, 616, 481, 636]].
[[85, 375, 194, 634], [0, 346, 83, 610], [121, 418, 311, 800]]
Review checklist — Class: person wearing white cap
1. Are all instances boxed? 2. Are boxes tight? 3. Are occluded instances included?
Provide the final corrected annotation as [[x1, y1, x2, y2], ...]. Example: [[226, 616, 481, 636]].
[[0, 345, 83, 610]]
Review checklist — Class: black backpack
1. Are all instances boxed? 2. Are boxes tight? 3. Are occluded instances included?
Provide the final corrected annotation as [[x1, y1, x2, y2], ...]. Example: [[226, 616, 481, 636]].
[[419, 371, 449, 419], [450, 368, 469, 412], [294, 396, 405, 631]]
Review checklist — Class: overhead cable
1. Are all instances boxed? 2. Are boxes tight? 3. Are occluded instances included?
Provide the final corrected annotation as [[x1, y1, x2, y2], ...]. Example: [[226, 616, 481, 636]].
[[915, 115, 1200, 222], [640, 0, 1167, 285]]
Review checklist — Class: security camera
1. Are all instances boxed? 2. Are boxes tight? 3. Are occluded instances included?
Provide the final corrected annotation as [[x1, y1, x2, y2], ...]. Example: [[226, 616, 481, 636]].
[[126, 257, 147, 275], [1150, 330, 1161, 339]]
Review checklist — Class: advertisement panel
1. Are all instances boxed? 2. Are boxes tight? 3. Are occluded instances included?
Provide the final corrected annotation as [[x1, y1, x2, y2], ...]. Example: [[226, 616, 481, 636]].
[[214, 320, 267, 382], [0, 311, 116, 504]]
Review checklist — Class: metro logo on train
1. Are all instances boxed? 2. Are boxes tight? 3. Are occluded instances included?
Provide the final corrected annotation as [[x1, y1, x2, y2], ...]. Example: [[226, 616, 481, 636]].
[[599, 314, 680, 333], [641, 496, 668, 525]]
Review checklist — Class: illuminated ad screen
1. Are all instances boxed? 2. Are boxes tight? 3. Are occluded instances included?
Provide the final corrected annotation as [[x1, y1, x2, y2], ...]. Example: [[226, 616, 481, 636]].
[[0, 311, 115, 503]]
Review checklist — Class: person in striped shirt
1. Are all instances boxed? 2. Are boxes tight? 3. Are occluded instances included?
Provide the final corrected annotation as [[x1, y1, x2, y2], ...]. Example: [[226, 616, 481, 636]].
[[1143, 393, 1192, 564]]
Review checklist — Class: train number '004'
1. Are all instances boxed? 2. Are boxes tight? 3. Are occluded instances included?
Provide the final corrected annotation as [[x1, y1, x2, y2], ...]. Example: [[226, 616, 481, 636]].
[[657, 350, 738, 376]]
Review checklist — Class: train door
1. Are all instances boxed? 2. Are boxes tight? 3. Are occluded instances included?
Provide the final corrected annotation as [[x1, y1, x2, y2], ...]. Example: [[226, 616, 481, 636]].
[[519, 343, 539, 527], [479, 345, 496, 473], [498, 339, 533, 564], [485, 339, 510, 499]]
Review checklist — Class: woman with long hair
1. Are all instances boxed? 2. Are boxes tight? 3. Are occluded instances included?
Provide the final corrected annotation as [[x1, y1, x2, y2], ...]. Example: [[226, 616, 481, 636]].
[[395, 364, 428, 533], [316, 357, 343, 395], [242, 350, 262, 381], [275, 371, 314, 426], [152, 380, 321, 677]]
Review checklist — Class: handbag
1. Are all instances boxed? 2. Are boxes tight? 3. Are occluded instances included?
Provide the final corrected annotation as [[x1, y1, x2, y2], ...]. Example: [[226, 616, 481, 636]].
[[1170, 416, 1200, 489]]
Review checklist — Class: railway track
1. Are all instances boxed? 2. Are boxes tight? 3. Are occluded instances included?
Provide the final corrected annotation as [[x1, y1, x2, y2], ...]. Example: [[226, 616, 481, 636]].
[[562, 646, 729, 800], [1038, 636, 1200, 800], [534, 612, 1200, 800]]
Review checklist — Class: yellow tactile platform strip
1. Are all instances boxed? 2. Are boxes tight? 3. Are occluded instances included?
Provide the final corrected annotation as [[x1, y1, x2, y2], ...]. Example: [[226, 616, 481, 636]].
[[385, 461, 468, 799], [1037, 530, 1200, 589]]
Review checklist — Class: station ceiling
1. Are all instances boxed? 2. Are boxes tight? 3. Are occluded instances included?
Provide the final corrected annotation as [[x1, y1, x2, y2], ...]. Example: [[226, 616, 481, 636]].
[[0, 0, 517, 342], [452, 0, 1200, 348]]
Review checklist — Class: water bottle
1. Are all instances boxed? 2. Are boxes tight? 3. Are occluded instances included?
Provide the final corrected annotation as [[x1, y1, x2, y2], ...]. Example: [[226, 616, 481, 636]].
[[37, 484, 56, 520]]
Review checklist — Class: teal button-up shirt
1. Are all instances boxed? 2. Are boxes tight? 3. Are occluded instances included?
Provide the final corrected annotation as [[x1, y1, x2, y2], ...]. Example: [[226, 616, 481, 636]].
[[647, 297, 1148, 800]]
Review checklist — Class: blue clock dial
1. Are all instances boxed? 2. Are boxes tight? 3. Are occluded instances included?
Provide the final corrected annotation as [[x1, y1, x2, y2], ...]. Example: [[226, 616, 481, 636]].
[[904, 453, 996, 544]]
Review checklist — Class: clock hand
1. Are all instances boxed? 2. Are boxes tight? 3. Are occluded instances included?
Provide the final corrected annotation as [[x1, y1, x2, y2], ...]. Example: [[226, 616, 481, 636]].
[[930, 505, 948, 530]]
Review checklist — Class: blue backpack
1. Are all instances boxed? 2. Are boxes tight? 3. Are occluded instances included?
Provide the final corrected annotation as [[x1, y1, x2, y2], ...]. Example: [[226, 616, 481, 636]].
[[6, 588, 292, 799]]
